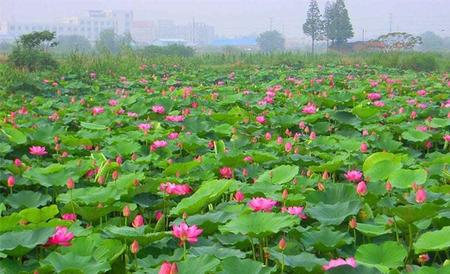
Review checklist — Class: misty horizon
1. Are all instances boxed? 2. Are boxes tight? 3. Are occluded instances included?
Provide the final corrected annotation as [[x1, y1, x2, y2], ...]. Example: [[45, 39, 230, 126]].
[[1, 0, 449, 41]]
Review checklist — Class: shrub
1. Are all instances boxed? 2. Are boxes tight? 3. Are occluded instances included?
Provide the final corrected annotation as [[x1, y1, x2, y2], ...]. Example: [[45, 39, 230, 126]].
[[8, 31, 58, 71]]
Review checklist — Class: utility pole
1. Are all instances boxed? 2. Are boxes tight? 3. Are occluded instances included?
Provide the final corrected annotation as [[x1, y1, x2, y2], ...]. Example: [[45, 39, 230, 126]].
[[269, 17, 273, 31], [362, 29, 365, 42]]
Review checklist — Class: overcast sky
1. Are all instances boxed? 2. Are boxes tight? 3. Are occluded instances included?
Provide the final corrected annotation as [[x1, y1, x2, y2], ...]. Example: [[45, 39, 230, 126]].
[[1, 0, 449, 40]]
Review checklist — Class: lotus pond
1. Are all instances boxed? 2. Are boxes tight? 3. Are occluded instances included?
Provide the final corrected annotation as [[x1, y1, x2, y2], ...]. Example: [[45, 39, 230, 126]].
[[0, 63, 449, 274]]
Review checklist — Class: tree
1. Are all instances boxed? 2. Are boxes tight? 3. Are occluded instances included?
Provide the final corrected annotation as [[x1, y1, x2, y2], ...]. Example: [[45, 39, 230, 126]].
[[376, 32, 422, 51], [256, 31, 285, 53], [8, 31, 58, 71], [326, 0, 353, 48], [323, 1, 333, 51], [54, 35, 91, 53], [95, 29, 133, 54], [419, 31, 447, 52], [303, 0, 324, 55]]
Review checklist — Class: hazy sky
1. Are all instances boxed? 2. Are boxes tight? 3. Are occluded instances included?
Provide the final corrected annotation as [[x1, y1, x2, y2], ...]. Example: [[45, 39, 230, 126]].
[[1, 0, 449, 40]]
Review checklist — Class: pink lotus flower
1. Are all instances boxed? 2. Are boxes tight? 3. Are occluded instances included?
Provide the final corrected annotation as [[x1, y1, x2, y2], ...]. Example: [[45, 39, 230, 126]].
[[373, 101, 385, 107], [360, 143, 368, 153], [168, 132, 179, 140], [165, 115, 185, 122], [256, 116, 266, 124], [29, 146, 47, 156], [323, 257, 357, 271], [127, 112, 138, 118], [159, 262, 178, 274], [159, 182, 192, 196], [138, 123, 151, 134], [248, 197, 277, 212], [356, 181, 367, 196], [151, 140, 168, 150], [61, 213, 77, 221], [282, 206, 307, 219], [152, 105, 165, 114], [243, 156, 253, 163], [7, 176, 15, 188], [367, 93, 381, 101], [415, 188, 427, 203], [132, 214, 145, 227], [234, 191, 245, 202], [443, 135, 450, 142], [172, 222, 203, 244], [46, 226, 74, 247], [155, 210, 163, 221], [92, 106, 104, 116], [284, 142, 293, 153], [109, 99, 118, 106], [417, 90, 427, 96], [345, 170, 363, 182], [14, 158, 22, 167], [302, 103, 317, 114], [219, 167, 233, 179]]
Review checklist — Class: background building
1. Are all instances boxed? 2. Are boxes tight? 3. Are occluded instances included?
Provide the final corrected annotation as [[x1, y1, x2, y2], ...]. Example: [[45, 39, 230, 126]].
[[1, 10, 133, 43]]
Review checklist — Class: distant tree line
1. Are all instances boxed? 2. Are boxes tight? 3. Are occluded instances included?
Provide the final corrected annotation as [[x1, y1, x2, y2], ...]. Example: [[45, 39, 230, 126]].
[[303, 0, 354, 54]]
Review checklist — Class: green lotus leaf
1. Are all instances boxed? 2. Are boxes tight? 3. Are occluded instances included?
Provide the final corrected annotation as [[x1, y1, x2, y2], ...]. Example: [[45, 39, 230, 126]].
[[388, 168, 427, 189], [220, 213, 299, 237], [363, 152, 403, 181], [218, 256, 274, 274], [1, 126, 27, 144], [5, 191, 51, 209], [414, 226, 450, 254], [355, 241, 407, 273], [170, 179, 235, 216], [270, 250, 326, 272], [402, 129, 431, 142], [177, 255, 220, 274], [0, 227, 54, 256], [42, 252, 110, 274], [256, 165, 299, 185]]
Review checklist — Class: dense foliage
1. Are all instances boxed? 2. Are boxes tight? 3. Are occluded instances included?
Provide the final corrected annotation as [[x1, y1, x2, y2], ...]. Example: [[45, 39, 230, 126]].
[[0, 60, 449, 273]]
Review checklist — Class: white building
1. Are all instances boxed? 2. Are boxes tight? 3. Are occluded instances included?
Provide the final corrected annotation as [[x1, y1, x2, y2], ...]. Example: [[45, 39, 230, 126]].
[[1, 10, 133, 43]]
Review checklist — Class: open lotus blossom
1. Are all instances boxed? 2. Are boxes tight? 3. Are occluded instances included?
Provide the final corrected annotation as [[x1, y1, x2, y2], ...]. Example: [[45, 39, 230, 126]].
[[367, 92, 381, 101], [256, 116, 266, 124], [165, 115, 185, 122], [92, 106, 104, 115], [168, 132, 179, 139], [159, 262, 178, 274], [29, 146, 47, 156], [159, 182, 192, 196], [138, 123, 151, 133], [417, 89, 427, 96], [345, 170, 363, 182], [152, 105, 165, 114], [302, 103, 317, 114], [219, 166, 233, 179], [248, 197, 277, 212], [172, 222, 203, 244], [46, 226, 74, 247], [323, 257, 357, 271], [109, 99, 118, 106], [282, 206, 307, 219], [373, 100, 385, 107], [151, 140, 168, 150]]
